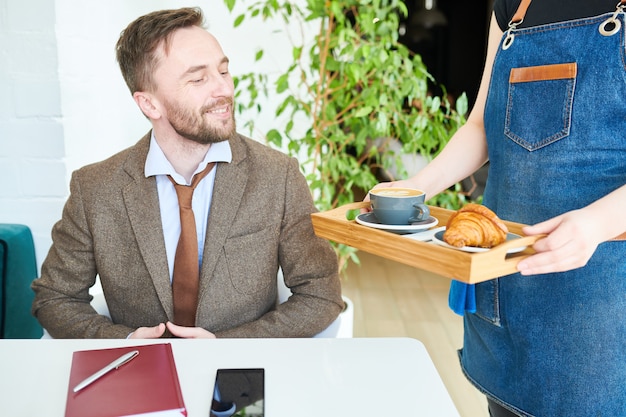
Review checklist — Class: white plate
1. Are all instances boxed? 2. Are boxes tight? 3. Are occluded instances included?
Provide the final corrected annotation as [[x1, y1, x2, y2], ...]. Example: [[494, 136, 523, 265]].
[[431, 230, 527, 254], [355, 212, 438, 235]]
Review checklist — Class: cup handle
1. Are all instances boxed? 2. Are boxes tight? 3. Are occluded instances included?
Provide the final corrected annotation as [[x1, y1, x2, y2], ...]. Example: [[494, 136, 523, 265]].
[[408, 203, 430, 223]]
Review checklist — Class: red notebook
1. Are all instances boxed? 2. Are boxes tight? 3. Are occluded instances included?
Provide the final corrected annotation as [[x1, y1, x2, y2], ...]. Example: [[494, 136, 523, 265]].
[[65, 343, 186, 417]]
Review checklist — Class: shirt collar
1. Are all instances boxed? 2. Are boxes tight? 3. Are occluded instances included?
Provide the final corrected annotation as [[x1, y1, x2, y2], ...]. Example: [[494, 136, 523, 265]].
[[144, 132, 233, 181]]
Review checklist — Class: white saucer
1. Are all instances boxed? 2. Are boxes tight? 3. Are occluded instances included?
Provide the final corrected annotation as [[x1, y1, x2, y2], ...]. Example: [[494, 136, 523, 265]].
[[403, 226, 446, 242], [431, 230, 527, 254], [355, 212, 438, 235]]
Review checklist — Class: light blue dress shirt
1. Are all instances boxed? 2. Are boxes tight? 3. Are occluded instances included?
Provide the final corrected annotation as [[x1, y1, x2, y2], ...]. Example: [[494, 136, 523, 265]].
[[144, 134, 232, 282]]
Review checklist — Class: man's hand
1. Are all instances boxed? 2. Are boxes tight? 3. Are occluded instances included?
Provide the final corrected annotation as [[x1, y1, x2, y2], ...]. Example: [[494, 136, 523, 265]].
[[166, 321, 216, 338], [129, 322, 216, 339], [130, 322, 167, 339]]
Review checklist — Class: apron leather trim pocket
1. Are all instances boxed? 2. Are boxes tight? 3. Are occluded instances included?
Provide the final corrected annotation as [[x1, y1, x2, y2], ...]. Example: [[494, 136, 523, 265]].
[[505, 62, 577, 151]]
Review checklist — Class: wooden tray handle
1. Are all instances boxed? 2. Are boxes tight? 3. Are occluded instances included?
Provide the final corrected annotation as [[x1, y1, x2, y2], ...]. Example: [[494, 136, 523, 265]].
[[319, 201, 370, 221]]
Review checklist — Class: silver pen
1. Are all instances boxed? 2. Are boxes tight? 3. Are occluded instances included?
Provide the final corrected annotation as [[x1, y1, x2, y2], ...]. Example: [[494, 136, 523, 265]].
[[73, 350, 139, 393]]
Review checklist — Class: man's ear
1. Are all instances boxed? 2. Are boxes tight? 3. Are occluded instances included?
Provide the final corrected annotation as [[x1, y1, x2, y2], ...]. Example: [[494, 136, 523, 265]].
[[133, 91, 161, 120]]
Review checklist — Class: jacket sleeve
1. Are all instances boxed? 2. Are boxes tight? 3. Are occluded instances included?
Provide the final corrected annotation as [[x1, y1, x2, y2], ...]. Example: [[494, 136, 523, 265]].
[[31, 171, 134, 338]]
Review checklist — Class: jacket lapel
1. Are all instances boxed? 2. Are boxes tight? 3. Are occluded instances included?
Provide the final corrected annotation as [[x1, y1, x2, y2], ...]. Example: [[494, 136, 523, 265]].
[[199, 135, 249, 291], [121, 133, 174, 319]]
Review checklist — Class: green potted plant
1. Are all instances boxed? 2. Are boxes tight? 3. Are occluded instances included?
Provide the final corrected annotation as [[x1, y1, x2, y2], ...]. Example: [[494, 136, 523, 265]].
[[223, 0, 469, 270]]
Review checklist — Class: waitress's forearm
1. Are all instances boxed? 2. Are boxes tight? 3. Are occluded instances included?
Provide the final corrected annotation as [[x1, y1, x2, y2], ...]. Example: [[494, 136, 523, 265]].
[[405, 120, 489, 199], [584, 184, 626, 241], [406, 15, 499, 200]]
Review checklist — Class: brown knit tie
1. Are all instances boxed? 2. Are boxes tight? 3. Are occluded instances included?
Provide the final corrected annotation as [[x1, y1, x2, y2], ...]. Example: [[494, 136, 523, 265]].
[[168, 162, 215, 327]]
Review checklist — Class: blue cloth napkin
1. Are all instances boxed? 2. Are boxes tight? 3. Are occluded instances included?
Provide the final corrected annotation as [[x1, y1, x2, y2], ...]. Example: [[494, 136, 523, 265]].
[[448, 281, 476, 316]]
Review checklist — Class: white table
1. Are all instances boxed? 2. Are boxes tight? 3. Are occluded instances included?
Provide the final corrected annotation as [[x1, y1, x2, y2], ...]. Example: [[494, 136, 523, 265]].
[[0, 337, 460, 417]]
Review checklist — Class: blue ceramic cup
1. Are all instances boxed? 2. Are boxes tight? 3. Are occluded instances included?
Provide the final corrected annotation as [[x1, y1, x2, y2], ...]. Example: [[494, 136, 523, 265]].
[[369, 187, 430, 225]]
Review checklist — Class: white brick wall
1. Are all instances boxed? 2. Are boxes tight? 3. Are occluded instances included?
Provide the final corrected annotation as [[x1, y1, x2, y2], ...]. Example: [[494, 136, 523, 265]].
[[1, 0, 66, 270], [1, 0, 303, 274]]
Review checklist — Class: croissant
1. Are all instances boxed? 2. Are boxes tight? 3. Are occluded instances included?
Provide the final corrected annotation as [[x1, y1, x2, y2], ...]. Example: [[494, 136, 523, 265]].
[[443, 203, 508, 248]]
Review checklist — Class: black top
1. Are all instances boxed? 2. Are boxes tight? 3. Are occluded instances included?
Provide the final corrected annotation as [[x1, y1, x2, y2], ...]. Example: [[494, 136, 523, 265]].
[[494, 0, 620, 30]]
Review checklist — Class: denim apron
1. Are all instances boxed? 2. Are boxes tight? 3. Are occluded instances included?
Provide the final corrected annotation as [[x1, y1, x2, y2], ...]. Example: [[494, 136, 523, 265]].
[[457, 4, 626, 416]]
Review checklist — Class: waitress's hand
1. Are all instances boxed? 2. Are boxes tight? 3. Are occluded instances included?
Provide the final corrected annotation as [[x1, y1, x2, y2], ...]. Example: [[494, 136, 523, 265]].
[[517, 209, 603, 275], [361, 179, 419, 212]]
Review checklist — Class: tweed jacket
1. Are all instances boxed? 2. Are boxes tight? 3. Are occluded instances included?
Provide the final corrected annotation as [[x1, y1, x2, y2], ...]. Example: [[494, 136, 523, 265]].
[[32, 132, 343, 338]]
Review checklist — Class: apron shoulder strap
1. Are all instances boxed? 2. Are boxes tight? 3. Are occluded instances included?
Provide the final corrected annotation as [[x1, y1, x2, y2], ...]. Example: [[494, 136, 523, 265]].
[[512, 0, 626, 25], [511, 0, 532, 25]]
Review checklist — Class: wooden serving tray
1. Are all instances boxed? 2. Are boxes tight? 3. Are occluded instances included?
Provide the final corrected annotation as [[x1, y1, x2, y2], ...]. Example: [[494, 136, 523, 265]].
[[311, 202, 544, 284]]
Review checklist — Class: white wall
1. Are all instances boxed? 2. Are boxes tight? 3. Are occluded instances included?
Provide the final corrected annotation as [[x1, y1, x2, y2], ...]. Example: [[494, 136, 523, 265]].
[[1, 0, 304, 272], [0, 0, 66, 272]]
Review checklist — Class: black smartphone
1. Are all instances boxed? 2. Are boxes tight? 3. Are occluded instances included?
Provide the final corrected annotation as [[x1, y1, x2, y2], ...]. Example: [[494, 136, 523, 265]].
[[210, 368, 265, 417]]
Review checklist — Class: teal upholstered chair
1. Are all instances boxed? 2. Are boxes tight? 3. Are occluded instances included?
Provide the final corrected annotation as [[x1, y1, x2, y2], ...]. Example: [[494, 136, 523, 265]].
[[0, 224, 43, 338]]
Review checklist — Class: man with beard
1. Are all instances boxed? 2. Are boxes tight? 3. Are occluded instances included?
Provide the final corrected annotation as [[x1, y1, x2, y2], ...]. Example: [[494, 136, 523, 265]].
[[31, 7, 343, 339]]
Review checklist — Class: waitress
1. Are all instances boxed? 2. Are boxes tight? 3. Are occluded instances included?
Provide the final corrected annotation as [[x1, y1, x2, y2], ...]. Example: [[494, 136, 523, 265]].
[[371, 0, 626, 415]]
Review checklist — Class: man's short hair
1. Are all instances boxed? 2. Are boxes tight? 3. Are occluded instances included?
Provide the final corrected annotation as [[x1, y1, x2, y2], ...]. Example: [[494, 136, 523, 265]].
[[115, 7, 205, 94]]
